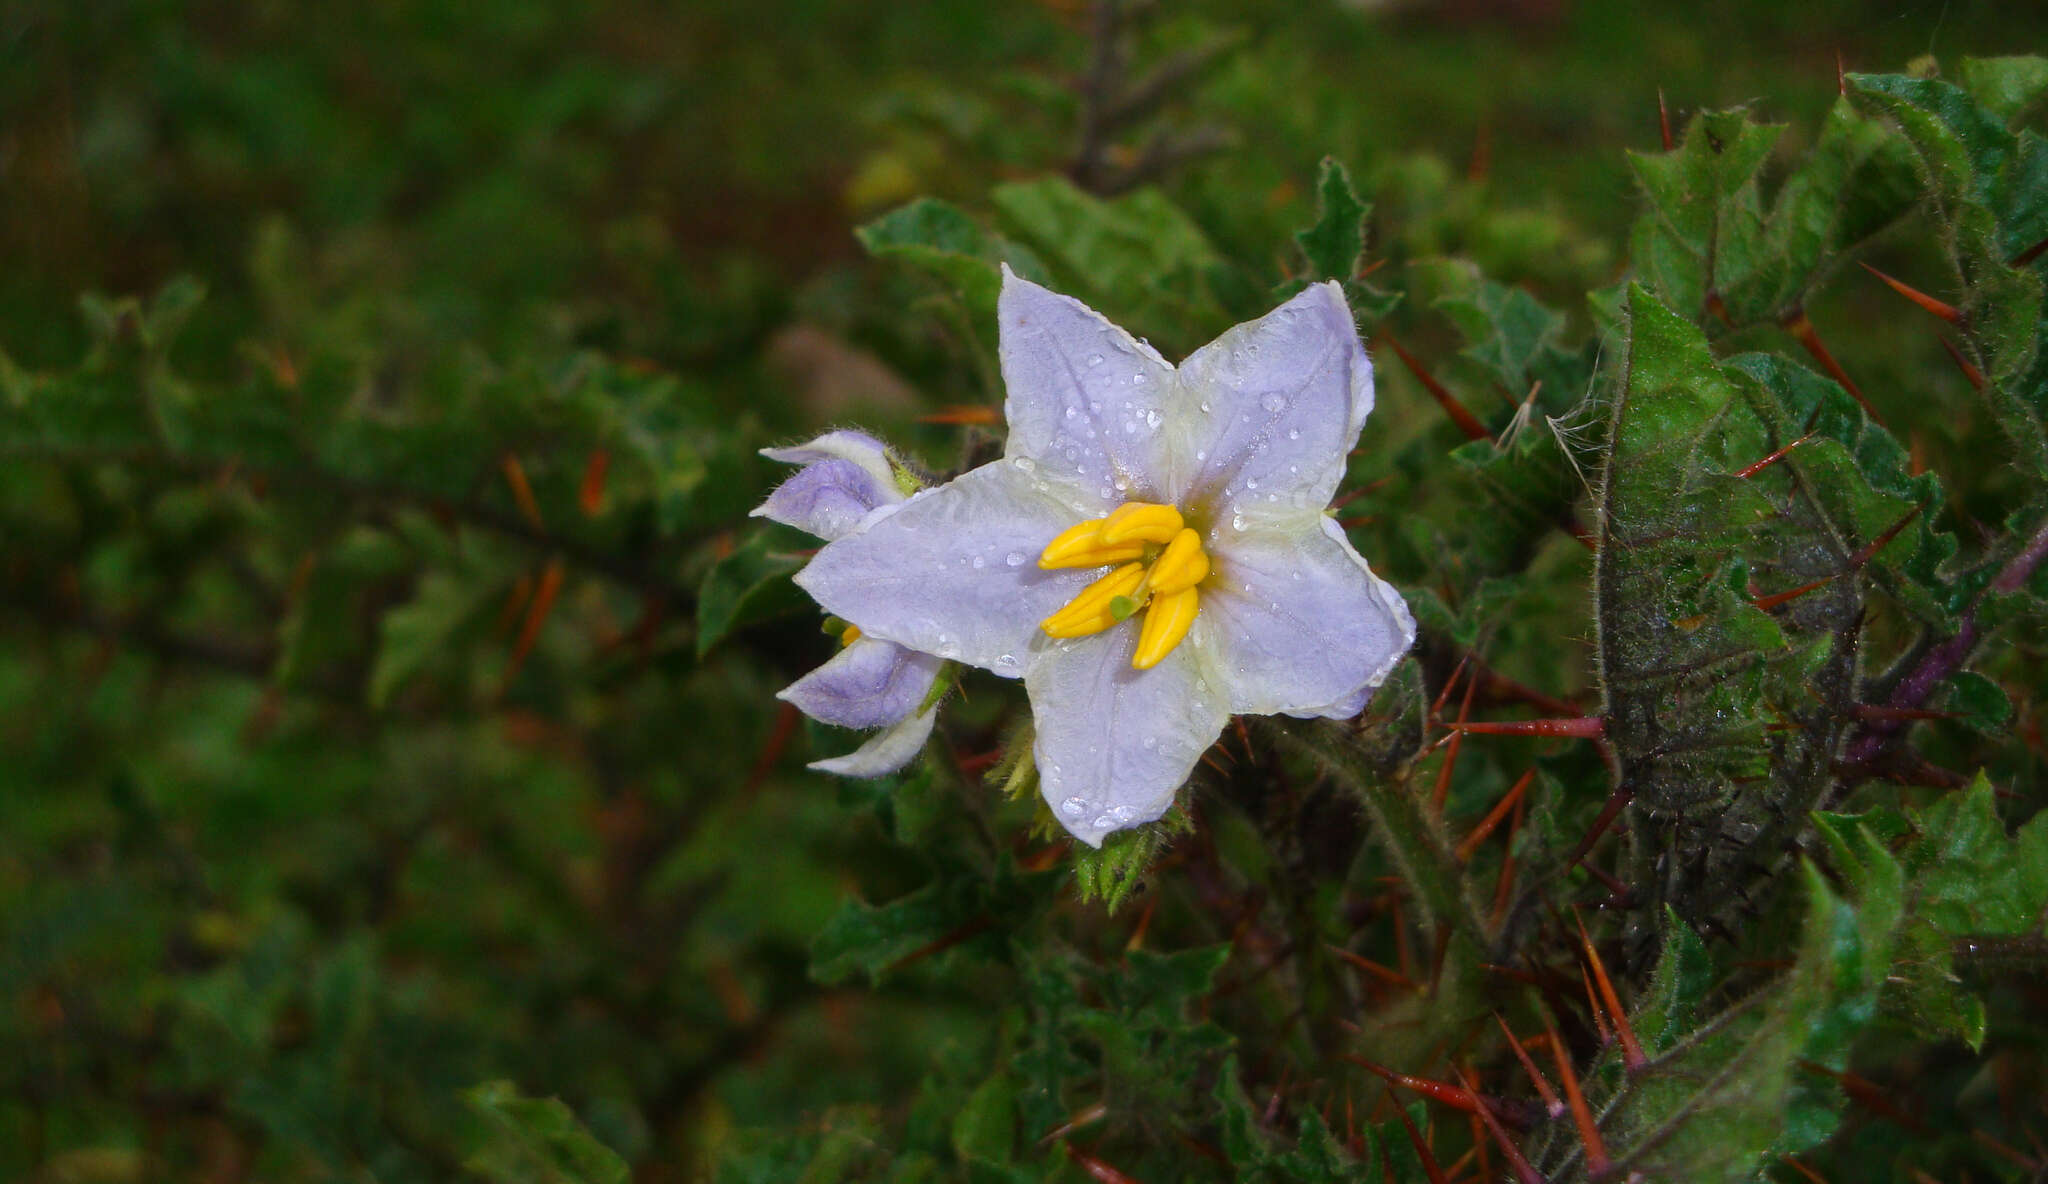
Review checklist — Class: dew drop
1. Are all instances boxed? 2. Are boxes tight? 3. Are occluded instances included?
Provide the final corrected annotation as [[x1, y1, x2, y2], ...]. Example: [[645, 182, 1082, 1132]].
[[1287, 428, 1301, 440], [1232, 514, 1248, 531], [1006, 551, 1026, 567], [1013, 456, 1035, 473], [1087, 353, 1104, 367], [1246, 477, 1259, 490], [1195, 450, 1207, 461], [971, 555, 986, 569], [997, 652, 1019, 669], [1261, 393, 1287, 413], [1092, 814, 1115, 830], [1144, 409, 1162, 429], [1061, 796, 1087, 817], [1131, 373, 1148, 385], [1111, 805, 1138, 823], [1199, 401, 1212, 413]]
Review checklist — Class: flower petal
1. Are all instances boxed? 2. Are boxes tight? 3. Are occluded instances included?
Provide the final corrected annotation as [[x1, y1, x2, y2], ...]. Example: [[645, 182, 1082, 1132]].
[[1199, 514, 1414, 718], [999, 267, 1177, 502], [809, 704, 939, 777], [776, 637, 943, 730], [1027, 626, 1231, 847], [761, 430, 901, 497], [1170, 281, 1372, 515], [794, 459, 1109, 678], [752, 457, 897, 541]]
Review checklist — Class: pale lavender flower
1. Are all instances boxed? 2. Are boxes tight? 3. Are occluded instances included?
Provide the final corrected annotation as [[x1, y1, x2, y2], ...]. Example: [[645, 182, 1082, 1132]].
[[753, 430, 944, 776], [794, 270, 1414, 845]]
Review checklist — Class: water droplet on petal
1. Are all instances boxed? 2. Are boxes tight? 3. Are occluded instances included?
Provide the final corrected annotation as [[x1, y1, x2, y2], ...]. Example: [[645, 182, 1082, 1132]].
[[1261, 393, 1287, 413], [1287, 428, 1301, 440], [1131, 373, 1148, 385], [997, 652, 1019, 669], [1144, 409, 1162, 429], [971, 555, 986, 569], [1111, 805, 1137, 822], [1013, 457, 1036, 473], [1061, 796, 1087, 817], [1232, 514, 1248, 531], [1245, 477, 1259, 490], [1006, 551, 1026, 567], [1087, 353, 1104, 367], [1092, 814, 1114, 830], [1199, 401, 1212, 413]]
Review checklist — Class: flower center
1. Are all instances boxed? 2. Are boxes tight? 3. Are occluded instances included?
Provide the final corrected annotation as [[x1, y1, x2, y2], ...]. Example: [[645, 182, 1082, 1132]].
[[1036, 501, 1210, 670]]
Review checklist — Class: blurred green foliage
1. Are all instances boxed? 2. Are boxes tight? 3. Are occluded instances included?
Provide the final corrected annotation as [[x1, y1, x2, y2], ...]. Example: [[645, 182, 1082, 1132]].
[[5, 1, 2048, 1181]]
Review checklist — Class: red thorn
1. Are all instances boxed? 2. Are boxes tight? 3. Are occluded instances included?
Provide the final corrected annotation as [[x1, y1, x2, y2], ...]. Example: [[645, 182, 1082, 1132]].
[[1387, 1093, 1451, 1184], [1847, 502, 1923, 570], [1432, 653, 1476, 719], [1329, 944, 1421, 992], [1542, 1016, 1608, 1177], [502, 558, 565, 690], [886, 915, 998, 974], [2013, 235, 2048, 268], [1343, 1056, 1481, 1116], [1784, 311, 1885, 426], [578, 449, 610, 517], [1938, 336, 1988, 390], [1782, 1154, 1831, 1184], [1657, 88, 1674, 151], [1733, 433, 1815, 479], [1836, 51, 1849, 96], [1447, 717, 1606, 739], [1859, 262, 1962, 324], [917, 404, 1002, 425], [1495, 1015, 1564, 1119], [1457, 769, 1536, 862], [743, 701, 803, 792], [1468, 120, 1493, 182], [1453, 1067, 1544, 1184], [1433, 667, 1481, 810], [1751, 574, 1838, 612], [1124, 894, 1159, 951], [1490, 817, 1520, 929], [1798, 1061, 1929, 1134], [1972, 1130, 2043, 1173], [1576, 913, 1646, 1071], [500, 453, 545, 531], [1383, 334, 1490, 442], [1581, 966, 1613, 1046], [1563, 783, 1632, 872], [1039, 1103, 1109, 1146], [1063, 1142, 1142, 1184]]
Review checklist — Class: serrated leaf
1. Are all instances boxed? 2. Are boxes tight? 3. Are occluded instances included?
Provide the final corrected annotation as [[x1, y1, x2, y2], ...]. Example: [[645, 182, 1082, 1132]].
[[857, 198, 1050, 325], [460, 1081, 629, 1184], [1295, 157, 1369, 282], [369, 570, 496, 708], [697, 527, 811, 658]]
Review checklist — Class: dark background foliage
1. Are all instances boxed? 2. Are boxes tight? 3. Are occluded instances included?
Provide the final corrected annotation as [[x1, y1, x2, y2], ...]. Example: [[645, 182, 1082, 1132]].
[[4, 1, 2046, 1181]]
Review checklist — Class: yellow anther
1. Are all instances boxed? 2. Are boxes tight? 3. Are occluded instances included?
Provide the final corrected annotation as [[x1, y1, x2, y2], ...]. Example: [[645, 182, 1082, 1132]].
[[1132, 588, 1199, 669], [1038, 516, 1145, 569], [1041, 563, 1147, 638], [1098, 501, 1184, 546], [840, 623, 862, 646], [1142, 528, 1209, 597]]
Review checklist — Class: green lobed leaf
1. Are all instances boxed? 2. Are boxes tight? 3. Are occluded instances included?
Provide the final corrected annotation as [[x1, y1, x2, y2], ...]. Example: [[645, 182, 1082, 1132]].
[[460, 1080, 630, 1184]]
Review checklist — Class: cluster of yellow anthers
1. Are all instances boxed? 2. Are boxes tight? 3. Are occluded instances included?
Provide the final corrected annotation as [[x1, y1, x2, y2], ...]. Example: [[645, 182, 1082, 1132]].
[[1037, 502, 1212, 670]]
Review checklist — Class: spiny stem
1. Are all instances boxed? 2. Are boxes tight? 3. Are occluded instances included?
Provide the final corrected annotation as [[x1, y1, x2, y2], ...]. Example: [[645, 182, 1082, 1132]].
[[1382, 333, 1490, 442]]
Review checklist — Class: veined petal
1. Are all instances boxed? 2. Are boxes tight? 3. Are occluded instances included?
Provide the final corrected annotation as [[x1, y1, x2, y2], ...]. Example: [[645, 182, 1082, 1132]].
[[752, 457, 896, 541], [776, 637, 943, 730], [1027, 626, 1231, 848], [999, 267, 1177, 502], [1199, 514, 1414, 718], [809, 703, 939, 777], [795, 460, 1108, 678], [1169, 281, 1372, 514]]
